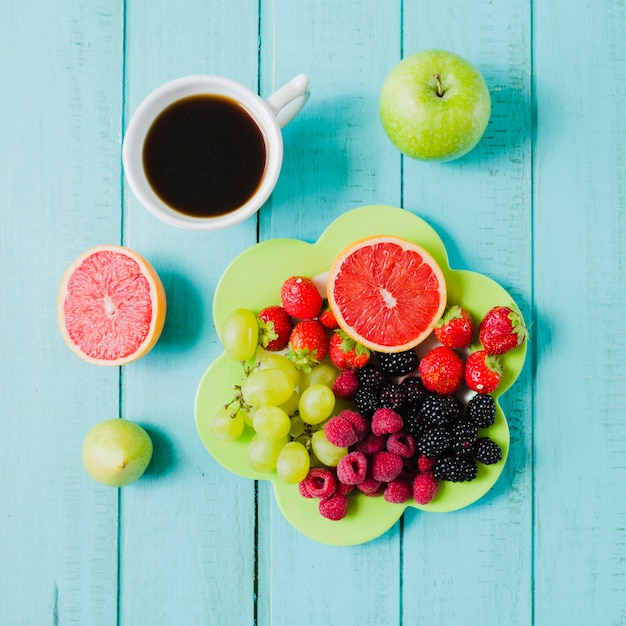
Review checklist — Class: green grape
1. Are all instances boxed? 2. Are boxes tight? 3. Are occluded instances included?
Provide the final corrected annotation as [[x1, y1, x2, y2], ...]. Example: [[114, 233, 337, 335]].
[[289, 414, 305, 438], [311, 430, 347, 467], [241, 368, 295, 407], [298, 362, 338, 392], [278, 390, 300, 416], [210, 407, 245, 442], [246, 434, 289, 473], [299, 383, 336, 425], [252, 406, 291, 440], [276, 441, 311, 484], [221, 308, 259, 362], [255, 351, 301, 387]]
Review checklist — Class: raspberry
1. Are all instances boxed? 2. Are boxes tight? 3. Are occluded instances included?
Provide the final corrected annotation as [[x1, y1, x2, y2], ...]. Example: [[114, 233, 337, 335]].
[[337, 409, 369, 441], [412, 472, 439, 504], [301, 468, 337, 499], [298, 480, 314, 498], [336, 451, 368, 485], [474, 437, 503, 465], [467, 393, 496, 428], [353, 386, 381, 417], [319, 492, 349, 521], [355, 364, 386, 389], [417, 454, 436, 473], [434, 455, 478, 482], [353, 432, 386, 457], [386, 431, 416, 458], [379, 383, 406, 410], [356, 475, 384, 496], [400, 376, 429, 406], [420, 394, 463, 427], [371, 407, 404, 436], [384, 479, 412, 504], [337, 481, 355, 496], [371, 451, 403, 482], [375, 349, 419, 376], [417, 426, 452, 459], [332, 369, 360, 400], [450, 420, 478, 456], [324, 415, 359, 448]]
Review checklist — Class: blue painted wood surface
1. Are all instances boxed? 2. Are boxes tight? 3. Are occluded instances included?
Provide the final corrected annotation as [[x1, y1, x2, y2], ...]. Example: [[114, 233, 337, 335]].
[[1, 0, 625, 624]]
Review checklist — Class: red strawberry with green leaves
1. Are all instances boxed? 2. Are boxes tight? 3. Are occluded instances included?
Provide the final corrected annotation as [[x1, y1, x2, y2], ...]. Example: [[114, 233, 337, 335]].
[[280, 276, 323, 320], [257, 305, 293, 352], [318, 300, 340, 330], [478, 305, 528, 355], [418, 346, 464, 394], [434, 305, 474, 349], [328, 330, 371, 370], [287, 319, 329, 371], [464, 350, 503, 393]]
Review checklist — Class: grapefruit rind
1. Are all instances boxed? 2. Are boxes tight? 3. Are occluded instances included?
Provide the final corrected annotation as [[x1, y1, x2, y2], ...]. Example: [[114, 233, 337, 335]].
[[57, 244, 167, 366], [326, 235, 447, 353]]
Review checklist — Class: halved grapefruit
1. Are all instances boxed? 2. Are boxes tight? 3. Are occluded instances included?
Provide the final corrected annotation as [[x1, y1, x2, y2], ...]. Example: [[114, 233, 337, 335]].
[[327, 235, 446, 353], [57, 244, 167, 366]]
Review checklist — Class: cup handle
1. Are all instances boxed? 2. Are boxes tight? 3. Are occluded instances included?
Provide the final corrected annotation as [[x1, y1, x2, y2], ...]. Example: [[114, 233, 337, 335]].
[[265, 73, 310, 128]]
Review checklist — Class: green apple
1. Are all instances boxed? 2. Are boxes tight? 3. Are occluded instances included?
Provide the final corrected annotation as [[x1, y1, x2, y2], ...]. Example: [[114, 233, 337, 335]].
[[82, 418, 153, 487], [379, 49, 491, 162]]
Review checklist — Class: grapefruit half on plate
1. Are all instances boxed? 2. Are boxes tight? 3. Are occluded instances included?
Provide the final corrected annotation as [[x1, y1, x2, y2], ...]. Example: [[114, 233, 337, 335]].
[[57, 244, 167, 366], [327, 235, 447, 352]]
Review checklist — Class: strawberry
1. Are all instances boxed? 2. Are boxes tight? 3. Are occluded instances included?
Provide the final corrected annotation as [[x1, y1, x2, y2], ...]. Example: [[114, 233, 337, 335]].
[[478, 305, 528, 355], [434, 305, 474, 349], [328, 330, 371, 370], [318, 300, 340, 329], [464, 350, 503, 393], [257, 305, 293, 352], [287, 319, 329, 371], [280, 276, 323, 320], [418, 346, 464, 395]]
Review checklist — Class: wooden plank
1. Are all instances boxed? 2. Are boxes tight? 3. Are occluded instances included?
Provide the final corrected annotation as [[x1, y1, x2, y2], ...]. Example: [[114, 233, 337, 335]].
[[0, 1, 123, 624], [400, 0, 533, 623], [533, 0, 626, 622], [256, 1, 403, 624], [119, 1, 261, 624]]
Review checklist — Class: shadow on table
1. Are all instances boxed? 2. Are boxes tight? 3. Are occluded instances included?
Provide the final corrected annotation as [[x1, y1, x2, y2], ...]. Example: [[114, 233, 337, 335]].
[[153, 268, 207, 353], [140, 423, 176, 478]]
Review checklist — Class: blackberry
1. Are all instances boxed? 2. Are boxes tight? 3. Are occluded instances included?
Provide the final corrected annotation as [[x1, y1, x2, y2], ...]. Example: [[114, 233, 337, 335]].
[[434, 455, 478, 482], [474, 437, 503, 465], [419, 394, 463, 427], [400, 376, 429, 407], [417, 426, 452, 459], [353, 386, 381, 417], [467, 394, 496, 428], [375, 349, 419, 376], [400, 403, 424, 438], [355, 364, 387, 390], [379, 383, 406, 411], [450, 420, 478, 456]]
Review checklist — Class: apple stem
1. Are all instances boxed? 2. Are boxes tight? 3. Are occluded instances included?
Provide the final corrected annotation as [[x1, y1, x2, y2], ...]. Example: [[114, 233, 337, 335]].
[[434, 72, 444, 97]]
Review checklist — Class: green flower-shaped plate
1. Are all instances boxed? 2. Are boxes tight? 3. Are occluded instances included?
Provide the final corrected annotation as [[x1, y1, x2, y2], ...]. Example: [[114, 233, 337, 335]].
[[195, 205, 527, 545]]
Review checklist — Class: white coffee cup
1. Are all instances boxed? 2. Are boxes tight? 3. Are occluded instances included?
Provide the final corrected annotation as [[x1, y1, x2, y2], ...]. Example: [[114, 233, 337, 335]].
[[122, 73, 309, 231]]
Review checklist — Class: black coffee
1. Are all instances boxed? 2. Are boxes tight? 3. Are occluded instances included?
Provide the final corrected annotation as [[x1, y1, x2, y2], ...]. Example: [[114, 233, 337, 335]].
[[142, 94, 267, 217]]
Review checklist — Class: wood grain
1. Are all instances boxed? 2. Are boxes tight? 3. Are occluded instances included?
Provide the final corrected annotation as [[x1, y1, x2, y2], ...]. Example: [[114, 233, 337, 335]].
[[2, 0, 626, 624], [533, 0, 626, 623], [0, 2, 123, 624]]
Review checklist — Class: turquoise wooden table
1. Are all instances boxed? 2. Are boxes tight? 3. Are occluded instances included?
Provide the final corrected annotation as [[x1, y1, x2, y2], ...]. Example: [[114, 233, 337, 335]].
[[2, 0, 626, 624]]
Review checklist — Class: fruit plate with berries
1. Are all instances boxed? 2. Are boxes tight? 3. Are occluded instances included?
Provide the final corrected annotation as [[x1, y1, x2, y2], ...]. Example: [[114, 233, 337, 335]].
[[195, 205, 527, 546]]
